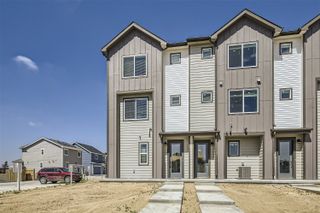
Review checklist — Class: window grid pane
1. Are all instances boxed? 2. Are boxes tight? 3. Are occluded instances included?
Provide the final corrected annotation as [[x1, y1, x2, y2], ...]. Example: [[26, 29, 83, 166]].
[[124, 100, 136, 120], [170, 95, 181, 106], [136, 99, 147, 119], [135, 56, 146, 76], [123, 57, 134, 77], [243, 43, 256, 67], [170, 53, 181, 64], [230, 91, 243, 113], [202, 48, 213, 59], [229, 45, 242, 68], [229, 141, 240, 156], [202, 91, 213, 103]]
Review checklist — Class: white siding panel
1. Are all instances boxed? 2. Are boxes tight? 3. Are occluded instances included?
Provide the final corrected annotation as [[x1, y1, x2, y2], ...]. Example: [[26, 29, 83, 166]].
[[190, 45, 215, 131], [22, 140, 63, 173], [274, 38, 303, 128], [209, 144, 215, 178], [227, 137, 262, 179], [295, 141, 304, 179], [120, 96, 152, 178], [318, 91, 320, 179], [164, 48, 189, 132]]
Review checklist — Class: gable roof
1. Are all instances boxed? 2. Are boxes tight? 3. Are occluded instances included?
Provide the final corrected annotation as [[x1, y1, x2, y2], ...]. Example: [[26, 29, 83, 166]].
[[73, 142, 104, 155], [301, 13, 320, 31], [101, 22, 167, 55], [21, 137, 79, 151], [210, 9, 282, 40]]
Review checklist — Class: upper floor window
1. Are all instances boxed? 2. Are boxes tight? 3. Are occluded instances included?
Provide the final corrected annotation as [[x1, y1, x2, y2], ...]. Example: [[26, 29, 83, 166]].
[[228, 42, 257, 69], [123, 55, 146, 78], [77, 151, 81, 158], [124, 98, 148, 121], [280, 42, 292, 55], [139, 142, 149, 165], [170, 53, 181, 64], [201, 47, 213, 59], [170, 95, 181, 106], [201, 91, 213, 103], [64, 149, 69, 156], [280, 88, 292, 100], [229, 88, 259, 114], [41, 148, 44, 155], [228, 141, 240, 157]]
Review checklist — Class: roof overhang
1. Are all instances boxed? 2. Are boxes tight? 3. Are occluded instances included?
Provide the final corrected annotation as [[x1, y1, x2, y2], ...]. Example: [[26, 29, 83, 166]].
[[210, 9, 282, 41], [21, 137, 80, 151], [301, 14, 320, 32], [159, 130, 219, 138], [271, 128, 313, 136], [101, 22, 167, 57]]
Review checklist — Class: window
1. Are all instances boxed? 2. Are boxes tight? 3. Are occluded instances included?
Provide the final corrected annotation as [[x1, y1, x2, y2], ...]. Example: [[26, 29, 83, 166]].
[[170, 95, 181, 106], [228, 42, 257, 69], [64, 149, 69, 156], [201, 91, 213, 103], [202, 47, 213, 59], [228, 141, 240, 157], [170, 53, 181, 64], [123, 55, 146, 77], [41, 149, 44, 155], [124, 98, 148, 120], [317, 80, 320, 91], [229, 89, 259, 114], [77, 151, 81, 158], [40, 163, 43, 168], [139, 143, 149, 165], [280, 88, 293, 100], [280, 42, 292, 55]]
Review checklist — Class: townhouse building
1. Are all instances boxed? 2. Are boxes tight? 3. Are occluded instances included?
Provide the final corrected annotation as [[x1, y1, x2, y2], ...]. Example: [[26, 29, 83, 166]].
[[102, 9, 320, 180]]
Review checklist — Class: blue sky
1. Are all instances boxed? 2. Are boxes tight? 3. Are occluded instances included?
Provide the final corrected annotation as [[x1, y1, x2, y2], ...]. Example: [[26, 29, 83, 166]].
[[0, 0, 319, 165]]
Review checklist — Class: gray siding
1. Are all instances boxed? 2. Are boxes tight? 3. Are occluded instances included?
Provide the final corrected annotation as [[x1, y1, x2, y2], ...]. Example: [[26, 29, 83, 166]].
[[119, 95, 153, 178], [304, 19, 320, 179], [107, 29, 163, 178], [190, 44, 215, 131], [318, 91, 320, 179], [216, 16, 274, 178], [63, 148, 82, 167], [22, 139, 63, 173]]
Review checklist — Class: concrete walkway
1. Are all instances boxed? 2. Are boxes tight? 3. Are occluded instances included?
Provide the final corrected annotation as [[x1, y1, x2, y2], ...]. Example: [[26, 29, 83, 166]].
[[195, 182, 243, 213], [291, 184, 320, 194], [140, 182, 184, 213], [0, 181, 62, 193]]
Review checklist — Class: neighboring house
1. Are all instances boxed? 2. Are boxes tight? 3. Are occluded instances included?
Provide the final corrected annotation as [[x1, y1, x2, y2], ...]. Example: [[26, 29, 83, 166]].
[[73, 142, 106, 175], [21, 137, 82, 173], [102, 9, 320, 180]]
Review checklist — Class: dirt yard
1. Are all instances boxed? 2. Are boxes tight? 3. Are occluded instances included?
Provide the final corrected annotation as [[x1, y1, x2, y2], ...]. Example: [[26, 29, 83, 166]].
[[0, 181, 160, 213], [219, 184, 320, 213], [181, 183, 201, 213]]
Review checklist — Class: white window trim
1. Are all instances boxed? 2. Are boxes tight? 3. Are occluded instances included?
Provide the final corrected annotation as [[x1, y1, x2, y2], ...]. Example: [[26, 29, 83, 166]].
[[201, 47, 213, 59], [170, 52, 181, 65], [77, 151, 82, 158], [227, 41, 258, 69], [124, 97, 149, 121], [279, 42, 292, 55], [279, 88, 293, 100], [122, 54, 147, 79], [64, 149, 69, 156], [228, 140, 240, 157], [139, 142, 149, 166], [201, 90, 213, 103], [170, 95, 181, 106], [228, 88, 259, 114]]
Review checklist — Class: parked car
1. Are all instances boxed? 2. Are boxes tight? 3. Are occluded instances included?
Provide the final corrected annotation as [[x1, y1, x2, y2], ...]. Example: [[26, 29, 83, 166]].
[[37, 167, 82, 184]]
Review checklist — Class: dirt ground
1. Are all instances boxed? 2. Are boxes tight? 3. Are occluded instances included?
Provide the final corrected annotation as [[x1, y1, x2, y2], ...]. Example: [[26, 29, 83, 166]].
[[0, 181, 160, 213], [219, 184, 320, 213], [181, 183, 201, 213]]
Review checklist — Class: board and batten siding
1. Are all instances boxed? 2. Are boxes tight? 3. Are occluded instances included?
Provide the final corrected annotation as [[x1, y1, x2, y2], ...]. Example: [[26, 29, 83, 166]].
[[164, 47, 189, 132], [190, 44, 215, 131], [22, 140, 63, 173], [318, 91, 320, 179], [226, 137, 263, 179], [216, 16, 274, 178], [107, 29, 163, 178], [119, 96, 153, 178], [304, 19, 320, 179], [274, 38, 303, 128]]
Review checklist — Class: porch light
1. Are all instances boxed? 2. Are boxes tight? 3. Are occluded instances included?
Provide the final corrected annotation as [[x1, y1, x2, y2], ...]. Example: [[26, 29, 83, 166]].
[[257, 77, 261, 85], [244, 128, 248, 135], [219, 81, 223, 87]]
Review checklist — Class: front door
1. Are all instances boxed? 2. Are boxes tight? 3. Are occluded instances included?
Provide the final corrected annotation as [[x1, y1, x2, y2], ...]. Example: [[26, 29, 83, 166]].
[[169, 142, 183, 178], [278, 139, 293, 179], [195, 142, 209, 178]]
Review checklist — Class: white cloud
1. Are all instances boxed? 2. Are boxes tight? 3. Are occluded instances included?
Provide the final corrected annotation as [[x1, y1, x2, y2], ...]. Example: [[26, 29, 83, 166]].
[[28, 121, 42, 127], [13, 55, 39, 71]]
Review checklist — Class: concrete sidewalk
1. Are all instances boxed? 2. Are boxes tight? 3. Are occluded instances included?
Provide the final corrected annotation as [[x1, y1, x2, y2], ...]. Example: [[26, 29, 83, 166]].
[[291, 184, 320, 194], [140, 182, 183, 213], [0, 181, 62, 193]]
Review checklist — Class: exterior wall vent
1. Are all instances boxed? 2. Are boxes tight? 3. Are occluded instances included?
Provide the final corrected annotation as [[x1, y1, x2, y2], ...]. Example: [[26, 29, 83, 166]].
[[239, 166, 251, 179]]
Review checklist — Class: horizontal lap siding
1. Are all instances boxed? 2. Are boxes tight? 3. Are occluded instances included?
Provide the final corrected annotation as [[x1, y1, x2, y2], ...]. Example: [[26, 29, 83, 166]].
[[274, 38, 303, 128], [227, 137, 262, 179], [164, 48, 189, 132], [119, 96, 153, 178], [295, 141, 304, 179], [190, 44, 215, 131]]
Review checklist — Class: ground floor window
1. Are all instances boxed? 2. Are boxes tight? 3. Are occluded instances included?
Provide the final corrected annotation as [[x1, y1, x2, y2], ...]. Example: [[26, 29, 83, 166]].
[[228, 140, 240, 156], [139, 142, 149, 165]]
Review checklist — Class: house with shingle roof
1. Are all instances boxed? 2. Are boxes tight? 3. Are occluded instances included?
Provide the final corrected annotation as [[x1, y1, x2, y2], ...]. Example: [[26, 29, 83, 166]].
[[21, 137, 82, 173], [73, 142, 106, 175]]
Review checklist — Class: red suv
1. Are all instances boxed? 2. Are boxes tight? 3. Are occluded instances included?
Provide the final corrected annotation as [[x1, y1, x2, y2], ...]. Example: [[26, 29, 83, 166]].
[[37, 167, 82, 184]]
